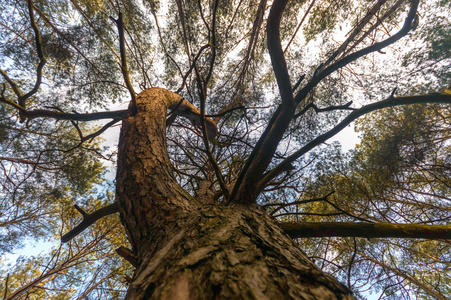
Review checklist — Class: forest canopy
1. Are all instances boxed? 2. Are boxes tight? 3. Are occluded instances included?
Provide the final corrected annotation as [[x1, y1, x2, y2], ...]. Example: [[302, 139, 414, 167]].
[[0, 0, 450, 299]]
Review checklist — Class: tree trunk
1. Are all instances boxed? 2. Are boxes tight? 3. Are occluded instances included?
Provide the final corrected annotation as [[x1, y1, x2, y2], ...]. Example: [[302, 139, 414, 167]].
[[116, 88, 354, 299]]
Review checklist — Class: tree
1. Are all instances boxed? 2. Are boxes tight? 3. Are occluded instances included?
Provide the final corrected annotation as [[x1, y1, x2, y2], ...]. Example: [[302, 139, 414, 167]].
[[0, 0, 450, 298]]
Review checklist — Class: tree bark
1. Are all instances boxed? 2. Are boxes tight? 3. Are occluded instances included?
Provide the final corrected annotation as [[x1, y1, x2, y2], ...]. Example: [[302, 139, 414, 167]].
[[116, 88, 354, 299], [280, 222, 451, 240]]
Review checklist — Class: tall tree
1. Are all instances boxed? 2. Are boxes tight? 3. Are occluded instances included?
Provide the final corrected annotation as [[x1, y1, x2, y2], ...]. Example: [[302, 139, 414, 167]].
[[0, 0, 450, 298]]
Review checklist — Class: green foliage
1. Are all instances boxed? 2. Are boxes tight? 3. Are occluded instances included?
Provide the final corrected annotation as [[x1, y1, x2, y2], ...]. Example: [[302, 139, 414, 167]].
[[303, 0, 353, 42], [293, 103, 450, 299]]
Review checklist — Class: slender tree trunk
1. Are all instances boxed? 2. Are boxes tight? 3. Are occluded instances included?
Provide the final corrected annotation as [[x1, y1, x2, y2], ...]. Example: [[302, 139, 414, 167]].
[[116, 88, 354, 299]]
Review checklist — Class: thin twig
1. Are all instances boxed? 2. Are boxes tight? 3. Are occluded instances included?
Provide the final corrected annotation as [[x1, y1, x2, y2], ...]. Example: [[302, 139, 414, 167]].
[[195, 66, 230, 200], [265, 191, 335, 215]]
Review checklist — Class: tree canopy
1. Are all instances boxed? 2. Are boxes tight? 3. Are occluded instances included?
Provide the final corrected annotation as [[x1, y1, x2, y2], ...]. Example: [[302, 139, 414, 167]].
[[0, 0, 450, 298]]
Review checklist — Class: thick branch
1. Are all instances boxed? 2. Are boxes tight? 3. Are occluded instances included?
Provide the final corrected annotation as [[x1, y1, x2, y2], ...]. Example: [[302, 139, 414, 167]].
[[61, 202, 119, 243], [169, 96, 217, 139], [116, 246, 137, 268], [20, 0, 46, 108], [111, 13, 136, 112], [267, 0, 293, 107], [229, 1, 419, 204], [280, 222, 451, 240], [23, 109, 127, 121], [259, 93, 451, 191]]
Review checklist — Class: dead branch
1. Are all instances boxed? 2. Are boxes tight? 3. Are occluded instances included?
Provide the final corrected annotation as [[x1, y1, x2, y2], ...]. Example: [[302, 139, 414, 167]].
[[116, 246, 137, 268], [61, 202, 119, 243]]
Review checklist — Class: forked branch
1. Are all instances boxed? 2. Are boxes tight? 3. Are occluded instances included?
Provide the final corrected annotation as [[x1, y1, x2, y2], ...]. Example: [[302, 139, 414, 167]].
[[258, 93, 451, 192], [294, 0, 419, 104], [61, 202, 119, 243], [229, 0, 419, 204], [265, 191, 335, 215], [20, 0, 46, 109], [294, 101, 354, 119], [0, 0, 47, 121]]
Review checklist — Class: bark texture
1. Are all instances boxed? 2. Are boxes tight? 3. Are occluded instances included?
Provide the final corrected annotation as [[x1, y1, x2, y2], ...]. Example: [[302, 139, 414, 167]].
[[280, 222, 451, 239], [116, 88, 354, 299]]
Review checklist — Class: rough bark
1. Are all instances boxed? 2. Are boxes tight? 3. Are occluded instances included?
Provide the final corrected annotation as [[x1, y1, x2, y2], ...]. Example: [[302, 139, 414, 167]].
[[116, 88, 354, 299]]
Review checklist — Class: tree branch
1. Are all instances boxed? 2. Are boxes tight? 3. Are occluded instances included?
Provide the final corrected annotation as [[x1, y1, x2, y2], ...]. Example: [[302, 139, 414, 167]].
[[294, 0, 419, 104], [175, 44, 210, 94], [195, 67, 229, 199], [168, 95, 218, 139], [20, 0, 46, 109], [333, 241, 448, 300], [341, 0, 407, 59], [0, 156, 58, 170], [5, 245, 90, 300], [293, 101, 354, 119], [224, 1, 298, 203], [204, 0, 219, 86], [111, 13, 136, 113], [267, 0, 294, 107], [23, 108, 127, 121], [0, 69, 21, 97], [280, 222, 451, 240], [258, 93, 451, 192], [207, 105, 244, 119], [264, 191, 335, 215], [319, 0, 388, 73], [229, 0, 420, 204], [116, 246, 137, 268], [61, 202, 119, 243], [284, 0, 316, 53]]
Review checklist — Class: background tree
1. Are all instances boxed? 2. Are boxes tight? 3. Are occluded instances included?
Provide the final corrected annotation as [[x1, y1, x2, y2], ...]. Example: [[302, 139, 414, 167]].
[[0, 0, 450, 299]]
